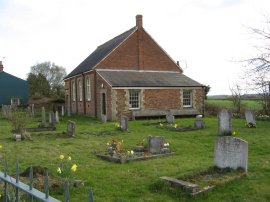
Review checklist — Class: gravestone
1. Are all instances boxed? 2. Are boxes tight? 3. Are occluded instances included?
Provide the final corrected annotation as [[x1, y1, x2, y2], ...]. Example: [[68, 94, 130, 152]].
[[67, 104, 71, 117], [166, 114, 175, 124], [194, 119, 205, 129], [49, 111, 56, 126], [31, 104, 35, 116], [61, 105, 65, 116], [41, 107, 46, 127], [55, 111, 59, 123], [148, 136, 165, 154], [245, 110, 256, 127], [67, 120, 76, 137], [214, 136, 248, 172], [218, 109, 232, 136], [120, 115, 128, 131]]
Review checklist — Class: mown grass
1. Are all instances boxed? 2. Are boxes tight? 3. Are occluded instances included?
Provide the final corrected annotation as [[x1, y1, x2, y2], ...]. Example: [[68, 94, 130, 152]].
[[0, 114, 270, 201], [206, 99, 262, 111]]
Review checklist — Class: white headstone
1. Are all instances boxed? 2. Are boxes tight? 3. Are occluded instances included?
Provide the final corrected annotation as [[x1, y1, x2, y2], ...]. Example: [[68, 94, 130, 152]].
[[55, 111, 59, 123], [218, 109, 232, 136], [214, 136, 248, 172], [61, 105, 65, 116]]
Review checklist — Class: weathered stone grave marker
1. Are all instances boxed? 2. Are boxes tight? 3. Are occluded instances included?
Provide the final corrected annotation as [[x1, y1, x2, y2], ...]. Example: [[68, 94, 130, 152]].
[[120, 115, 128, 131], [218, 109, 232, 136], [148, 136, 165, 154], [214, 136, 248, 172], [61, 105, 65, 116], [194, 119, 205, 129], [245, 110, 256, 127], [166, 114, 175, 124], [67, 120, 76, 137], [31, 104, 35, 116], [41, 107, 46, 127], [55, 111, 59, 123]]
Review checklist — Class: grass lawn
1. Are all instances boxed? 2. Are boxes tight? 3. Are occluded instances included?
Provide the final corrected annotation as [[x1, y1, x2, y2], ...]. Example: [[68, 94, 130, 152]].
[[206, 99, 262, 111], [0, 114, 270, 201]]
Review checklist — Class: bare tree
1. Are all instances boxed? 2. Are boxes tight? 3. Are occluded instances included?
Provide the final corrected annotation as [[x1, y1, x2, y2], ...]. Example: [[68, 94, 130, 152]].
[[243, 15, 270, 115], [230, 84, 242, 116]]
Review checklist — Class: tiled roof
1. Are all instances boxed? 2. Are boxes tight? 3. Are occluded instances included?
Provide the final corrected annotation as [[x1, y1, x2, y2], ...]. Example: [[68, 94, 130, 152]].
[[97, 70, 203, 87], [65, 27, 137, 79]]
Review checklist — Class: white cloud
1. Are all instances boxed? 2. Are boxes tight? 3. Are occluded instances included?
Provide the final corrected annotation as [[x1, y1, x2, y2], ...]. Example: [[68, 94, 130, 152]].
[[0, 0, 269, 95]]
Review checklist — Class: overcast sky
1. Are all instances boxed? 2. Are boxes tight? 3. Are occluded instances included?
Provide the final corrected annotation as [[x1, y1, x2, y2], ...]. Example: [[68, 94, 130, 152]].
[[0, 0, 269, 95]]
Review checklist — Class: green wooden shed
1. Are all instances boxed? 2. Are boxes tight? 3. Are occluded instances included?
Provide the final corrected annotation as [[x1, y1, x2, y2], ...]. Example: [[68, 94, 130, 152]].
[[0, 61, 28, 106]]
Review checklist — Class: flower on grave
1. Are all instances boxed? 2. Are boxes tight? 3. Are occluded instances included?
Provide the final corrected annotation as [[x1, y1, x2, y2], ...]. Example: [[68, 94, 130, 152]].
[[114, 123, 120, 128], [127, 150, 130, 155], [160, 123, 163, 127], [232, 131, 237, 136], [174, 124, 178, 128], [57, 154, 77, 179], [164, 143, 170, 147], [57, 167, 62, 174], [71, 164, 78, 172], [0, 145, 2, 150]]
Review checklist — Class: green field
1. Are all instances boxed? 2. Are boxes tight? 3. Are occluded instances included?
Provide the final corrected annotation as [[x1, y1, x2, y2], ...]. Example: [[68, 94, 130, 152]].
[[206, 99, 262, 111], [0, 114, 270, 201]]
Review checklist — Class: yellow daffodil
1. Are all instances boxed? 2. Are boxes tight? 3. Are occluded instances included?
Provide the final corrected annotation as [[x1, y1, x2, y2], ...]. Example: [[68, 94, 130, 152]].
[[71, 164, 78, 172], [0, 145, 2, 149], [160, 123, 163, 127], [122, 139, 124, 143], [233, 131, 237, 136], [57, 167, 62, 174], [68, 156, 72, 161], [59, 154, 64, 160], [127, 150, 130, 154], [174, 124, 177, 128]]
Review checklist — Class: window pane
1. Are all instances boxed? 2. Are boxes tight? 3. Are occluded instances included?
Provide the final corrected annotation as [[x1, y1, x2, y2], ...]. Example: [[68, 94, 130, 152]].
[[183, 90, 192, 107], [72, 82, 76, 101], [129, 91, 140, 109]]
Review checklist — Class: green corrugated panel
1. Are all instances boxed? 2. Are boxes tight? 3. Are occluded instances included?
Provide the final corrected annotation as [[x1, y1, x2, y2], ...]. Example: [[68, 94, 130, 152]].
[[0, 71, 28, 105]]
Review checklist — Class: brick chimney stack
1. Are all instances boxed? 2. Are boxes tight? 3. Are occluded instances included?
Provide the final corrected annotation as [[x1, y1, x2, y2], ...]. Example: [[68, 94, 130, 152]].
[[136, 15, 143, 29], [0, 61, 3, 72]]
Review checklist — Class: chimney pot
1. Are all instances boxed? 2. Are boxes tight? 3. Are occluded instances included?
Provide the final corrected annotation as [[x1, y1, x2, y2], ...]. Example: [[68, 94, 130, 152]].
[[136, 15, 143, 29]]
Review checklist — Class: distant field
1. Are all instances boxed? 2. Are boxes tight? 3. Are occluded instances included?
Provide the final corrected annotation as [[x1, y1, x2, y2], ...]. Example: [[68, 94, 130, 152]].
[[206, 99, 262, 111]]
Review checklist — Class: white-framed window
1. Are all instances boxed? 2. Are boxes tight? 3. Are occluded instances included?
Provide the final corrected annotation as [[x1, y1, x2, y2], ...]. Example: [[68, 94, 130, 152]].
[[129, 90, 140, 109], [11, 98, 20, 106], [78, 79, 82, 101], [72, 81, 76, 101], [183, 90, 192, 107], [85, 77, 91, 101]]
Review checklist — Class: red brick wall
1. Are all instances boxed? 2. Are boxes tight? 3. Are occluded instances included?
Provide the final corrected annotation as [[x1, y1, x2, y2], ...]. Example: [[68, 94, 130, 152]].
[[96, 73, 112, 120], [84, 72, 95, 116], [144, 89, 181, 110], [96, 30, 181, 72], [64, 72, 96, 116]]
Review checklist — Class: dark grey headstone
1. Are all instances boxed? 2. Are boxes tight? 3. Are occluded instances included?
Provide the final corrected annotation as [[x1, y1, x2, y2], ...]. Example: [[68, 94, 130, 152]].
[[41, 107, 46, 127], [120, 115, 128, 131], [218, 109, 232, 136], [67, 120, 76, 137], [194, 119, 205, 129], [148, 136, 165, 154], [166, 114, 175, 124], [214, 136, 248, 172], [245, 110, 256, 126]]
